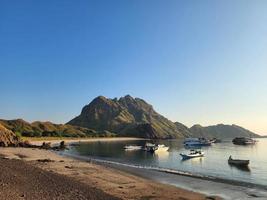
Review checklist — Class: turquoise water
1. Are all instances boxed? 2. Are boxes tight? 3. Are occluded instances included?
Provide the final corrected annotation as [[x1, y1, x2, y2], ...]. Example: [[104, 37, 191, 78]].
[[67, 138, 267, 186]]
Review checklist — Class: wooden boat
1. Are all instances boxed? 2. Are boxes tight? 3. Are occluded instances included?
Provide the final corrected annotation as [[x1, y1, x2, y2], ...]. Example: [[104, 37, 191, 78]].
[[180, 149, 204, 159], [232, 137, 256, 145], [228, 156, 249, 166]]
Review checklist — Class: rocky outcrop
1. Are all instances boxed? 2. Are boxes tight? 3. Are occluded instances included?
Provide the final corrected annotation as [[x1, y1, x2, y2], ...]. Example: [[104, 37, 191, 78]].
[[0, 124, 20, 147], [68, 95, 191, 139]]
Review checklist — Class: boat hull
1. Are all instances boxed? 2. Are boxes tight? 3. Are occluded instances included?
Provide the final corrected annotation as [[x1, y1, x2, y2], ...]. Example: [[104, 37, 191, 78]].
[[228, 157, 250, 166], [232, 137, 256, 145], [180, 153, 204, 160]]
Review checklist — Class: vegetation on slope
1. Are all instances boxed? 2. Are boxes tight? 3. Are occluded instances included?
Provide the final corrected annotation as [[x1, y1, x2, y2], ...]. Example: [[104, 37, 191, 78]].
[[68, 95, 192, 139], [189, 124, 259, 139], [0, 119, 116, 138]]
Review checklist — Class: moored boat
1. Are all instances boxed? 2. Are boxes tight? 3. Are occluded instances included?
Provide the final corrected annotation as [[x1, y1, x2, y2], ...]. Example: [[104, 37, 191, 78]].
[[209, 138, 221, 143], [232, 137, 256, 145], [228, 156, 249, 166], [156, 144, 169, 151], [124, 145, 142, 151], [183, 138, 212, 146], [180, 149, 204, 159], [143, 143, 158, 153]]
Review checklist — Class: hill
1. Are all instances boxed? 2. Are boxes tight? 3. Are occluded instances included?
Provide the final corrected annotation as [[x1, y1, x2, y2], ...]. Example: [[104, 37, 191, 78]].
[[189, 124, 259, 139], [67, 95, 192, 139], [0, 119, 115, 138]]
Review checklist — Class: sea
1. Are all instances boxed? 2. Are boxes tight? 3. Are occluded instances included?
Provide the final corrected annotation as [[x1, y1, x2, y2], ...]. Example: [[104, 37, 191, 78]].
[[65, 138, 267, 187]]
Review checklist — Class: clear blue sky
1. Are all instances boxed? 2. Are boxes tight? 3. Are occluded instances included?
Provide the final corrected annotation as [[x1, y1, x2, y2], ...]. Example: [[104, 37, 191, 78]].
[[1, 0, 267, 134]]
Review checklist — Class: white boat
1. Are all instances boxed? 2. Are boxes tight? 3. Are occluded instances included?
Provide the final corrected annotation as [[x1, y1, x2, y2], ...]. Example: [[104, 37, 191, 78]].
[[183, 138, 211, 146], [180, 149, 204, 159], [124, 145, 142, 151], [156, 144, 169, 151]]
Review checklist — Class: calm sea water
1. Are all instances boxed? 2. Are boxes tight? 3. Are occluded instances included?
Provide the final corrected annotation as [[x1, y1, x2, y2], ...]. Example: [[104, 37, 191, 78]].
[[67, 138, 267, 186]]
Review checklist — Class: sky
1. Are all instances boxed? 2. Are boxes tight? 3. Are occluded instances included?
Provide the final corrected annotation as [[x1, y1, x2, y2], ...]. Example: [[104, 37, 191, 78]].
[[0, 0, 267, 134]]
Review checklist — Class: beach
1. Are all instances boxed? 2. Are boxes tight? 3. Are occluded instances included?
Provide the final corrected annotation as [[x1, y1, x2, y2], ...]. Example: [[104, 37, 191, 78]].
[[1, 138, 267, 199], [25, 137, 146, 146], [0, 146, 215, 200]]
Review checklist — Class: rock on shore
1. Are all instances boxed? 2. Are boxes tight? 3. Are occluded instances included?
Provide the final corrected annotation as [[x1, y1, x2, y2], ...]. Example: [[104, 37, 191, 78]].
[[0, 124, 20, 147]]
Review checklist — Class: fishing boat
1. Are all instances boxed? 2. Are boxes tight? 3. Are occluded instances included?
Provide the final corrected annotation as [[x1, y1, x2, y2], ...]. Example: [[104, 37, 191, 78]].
[[180, 149, 204, 159], [228, 156, 249, 166], [183, 138, 212, 146], [143, 143, 158, 153], [232, 137, 256, 145], [124, 145, 142, 151]]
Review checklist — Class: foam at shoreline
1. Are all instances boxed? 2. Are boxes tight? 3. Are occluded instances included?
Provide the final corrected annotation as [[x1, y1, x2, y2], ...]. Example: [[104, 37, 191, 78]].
[[60, 151, 267, 190]]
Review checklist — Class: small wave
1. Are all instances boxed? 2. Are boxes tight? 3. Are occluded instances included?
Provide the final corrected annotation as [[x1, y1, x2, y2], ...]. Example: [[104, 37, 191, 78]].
[[60, 151, 267, 190], [60, 151, 211, 179]]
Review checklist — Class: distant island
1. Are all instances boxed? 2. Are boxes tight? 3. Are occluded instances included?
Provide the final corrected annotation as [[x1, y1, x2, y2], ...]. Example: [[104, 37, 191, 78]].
[[0, 95, 260, 145]]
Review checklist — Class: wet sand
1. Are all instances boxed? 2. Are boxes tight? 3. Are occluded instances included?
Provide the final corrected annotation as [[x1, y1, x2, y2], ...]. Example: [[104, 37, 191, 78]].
[[0, 147, 215, 200], [62, 152, 267, 200]]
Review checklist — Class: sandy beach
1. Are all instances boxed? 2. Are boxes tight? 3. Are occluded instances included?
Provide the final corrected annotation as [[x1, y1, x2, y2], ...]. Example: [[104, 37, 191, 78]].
[[1, 138, 267, 199], [0, 146, 216, 200], [25, 137, 146, 146]]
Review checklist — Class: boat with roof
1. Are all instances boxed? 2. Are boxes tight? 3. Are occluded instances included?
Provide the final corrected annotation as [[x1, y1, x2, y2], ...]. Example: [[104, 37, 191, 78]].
[[183, 138, 212, 146]]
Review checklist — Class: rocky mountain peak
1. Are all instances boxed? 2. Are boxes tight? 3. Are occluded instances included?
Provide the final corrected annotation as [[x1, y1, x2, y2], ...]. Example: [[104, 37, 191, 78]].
[[67, 95, 190, 138]]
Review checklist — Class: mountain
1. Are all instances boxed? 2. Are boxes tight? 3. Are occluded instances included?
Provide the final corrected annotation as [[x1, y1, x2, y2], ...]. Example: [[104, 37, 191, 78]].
[[0, 119, 115, 138], [189, 124, 259, 139], [1, 96, 260, 140], [67, 95, 192, 139], [0, 124, 20, 146]]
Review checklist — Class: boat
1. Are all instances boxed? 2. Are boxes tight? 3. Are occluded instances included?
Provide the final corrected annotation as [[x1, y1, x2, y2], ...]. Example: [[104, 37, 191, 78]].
[[156, 144, 169, 151], [180, 149, 204, 159], [183, 138, 212, 146], [143, 143, 158, 153], [228, 156, 249, 166], [209, 138, 221, 143], [124, 145, 142, 151], [232, 137, 256, 145]]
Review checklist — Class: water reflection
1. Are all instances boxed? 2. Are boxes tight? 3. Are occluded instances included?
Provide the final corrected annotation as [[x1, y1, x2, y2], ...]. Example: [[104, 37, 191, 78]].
[[154, 149, 169, 159], [69, 138, 267, 186], [180, 156, 204, 164], [228, 164, 251, 172]]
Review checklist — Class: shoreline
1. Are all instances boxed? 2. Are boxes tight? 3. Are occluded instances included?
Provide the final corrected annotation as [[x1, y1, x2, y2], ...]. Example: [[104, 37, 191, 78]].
[[25, 137, 147, 146], [61, 151, 267, 200], [61, 151, 267, 190], [0, 147, 212, 200], [15, 137, 267, 199]]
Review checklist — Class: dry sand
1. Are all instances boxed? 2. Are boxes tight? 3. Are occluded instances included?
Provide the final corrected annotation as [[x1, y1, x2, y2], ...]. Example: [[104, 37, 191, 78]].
[[27, 137, 146, 146], [0, 147, 216, 200]]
